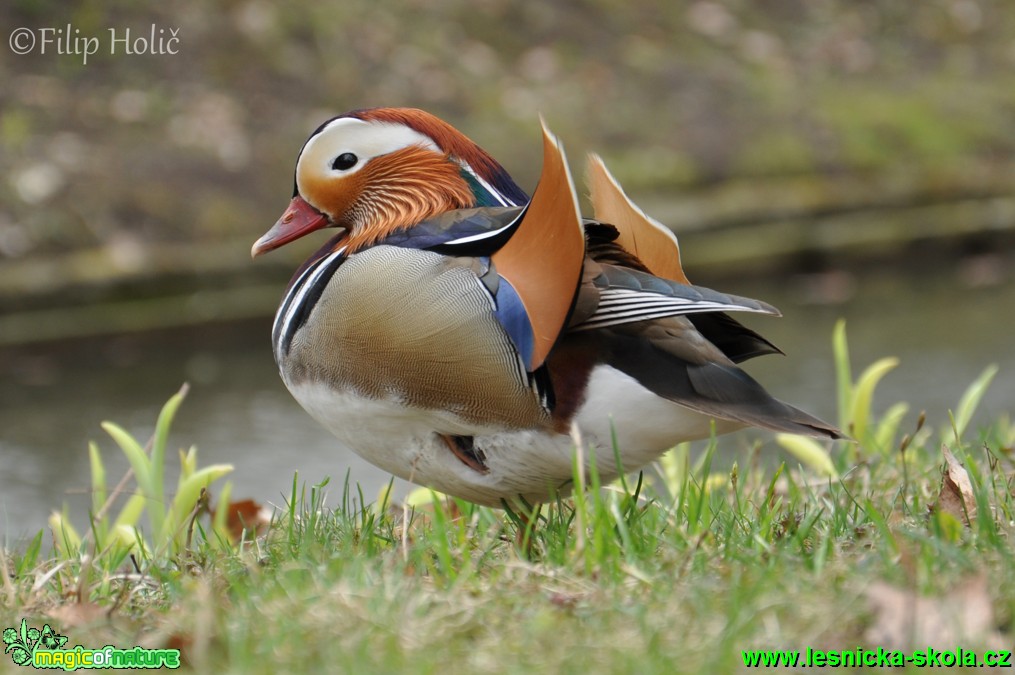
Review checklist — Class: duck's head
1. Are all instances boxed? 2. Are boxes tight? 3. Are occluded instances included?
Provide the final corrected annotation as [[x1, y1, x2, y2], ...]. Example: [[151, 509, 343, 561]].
[[251, 107, 528, 257]]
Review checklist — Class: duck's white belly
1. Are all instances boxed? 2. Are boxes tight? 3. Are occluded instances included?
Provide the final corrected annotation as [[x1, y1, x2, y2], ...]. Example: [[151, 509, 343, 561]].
[[287, 364, 738, 506]]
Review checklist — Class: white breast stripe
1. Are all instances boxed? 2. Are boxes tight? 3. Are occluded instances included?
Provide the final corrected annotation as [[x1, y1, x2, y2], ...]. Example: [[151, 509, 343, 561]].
[[272, 259, 324, 346], [273, 248, 346, 363]]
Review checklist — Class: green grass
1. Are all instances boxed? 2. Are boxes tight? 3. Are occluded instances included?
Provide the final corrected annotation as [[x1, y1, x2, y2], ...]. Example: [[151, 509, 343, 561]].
[[1, 326, 1013, 673]]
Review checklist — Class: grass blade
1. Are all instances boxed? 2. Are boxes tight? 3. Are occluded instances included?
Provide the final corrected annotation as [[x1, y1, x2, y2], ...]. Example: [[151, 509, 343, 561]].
[[15, 530, 43, 576], [952, 364, 998, 441], [833, 319, 853, 429], [87, 442, 108, 544], [160, 463, 234, 547], [874, 401, 909, 454], [850, 356, 899, 442], [48, 512, 82, 558], [151, 384, 189, 526], [776, 434, 838, 478], [101, 422, 152, 496], [212, 480, 233, 544], [112, 493, 148, 530]]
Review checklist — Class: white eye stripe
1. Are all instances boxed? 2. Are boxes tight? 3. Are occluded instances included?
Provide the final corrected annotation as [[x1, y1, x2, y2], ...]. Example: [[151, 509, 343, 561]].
[[297, 118, 440, 191]]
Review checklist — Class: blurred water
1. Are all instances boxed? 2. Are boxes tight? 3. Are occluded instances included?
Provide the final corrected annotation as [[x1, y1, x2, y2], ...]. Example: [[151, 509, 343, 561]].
[[1, 264, 1012, 543]]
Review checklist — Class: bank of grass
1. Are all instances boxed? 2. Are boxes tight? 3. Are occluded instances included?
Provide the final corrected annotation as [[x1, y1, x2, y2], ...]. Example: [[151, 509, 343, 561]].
[[1, 327, 1013, 673]]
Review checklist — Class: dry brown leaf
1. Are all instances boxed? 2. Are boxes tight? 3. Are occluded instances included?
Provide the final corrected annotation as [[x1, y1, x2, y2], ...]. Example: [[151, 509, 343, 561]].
[[864, 576, 1004, 651], [212, 498, 271, 541], [165, 632, 193, 665], [932, 445, 976, 526]]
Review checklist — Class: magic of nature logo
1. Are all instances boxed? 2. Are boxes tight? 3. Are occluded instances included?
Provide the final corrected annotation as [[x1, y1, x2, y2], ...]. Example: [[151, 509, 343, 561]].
[[3, 618, 180, 670]]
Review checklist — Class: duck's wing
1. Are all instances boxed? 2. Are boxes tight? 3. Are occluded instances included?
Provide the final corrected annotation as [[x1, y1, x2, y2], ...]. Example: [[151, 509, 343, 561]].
[[381, 121, 586, 373], [489, 120, 585, 370], [569, 256, 780, 333], [586, 153, 690, 285], [586, 157, 783, 363]]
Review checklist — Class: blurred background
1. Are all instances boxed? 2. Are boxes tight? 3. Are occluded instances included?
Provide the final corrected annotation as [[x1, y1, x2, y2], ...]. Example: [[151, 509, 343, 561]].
[[2, 0, 1014, 539]]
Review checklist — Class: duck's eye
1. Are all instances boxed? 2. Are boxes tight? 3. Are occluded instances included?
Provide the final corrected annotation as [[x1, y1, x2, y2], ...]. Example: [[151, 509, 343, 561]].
[[331, 153, 358, 171]]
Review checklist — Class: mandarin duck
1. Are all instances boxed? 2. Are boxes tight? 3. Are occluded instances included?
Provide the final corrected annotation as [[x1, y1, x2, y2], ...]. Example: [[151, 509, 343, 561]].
[[251, 107, 842, 507]]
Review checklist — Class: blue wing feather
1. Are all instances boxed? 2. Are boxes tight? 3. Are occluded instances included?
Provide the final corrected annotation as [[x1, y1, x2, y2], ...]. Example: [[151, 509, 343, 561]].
[[490, 275, 535, 368]]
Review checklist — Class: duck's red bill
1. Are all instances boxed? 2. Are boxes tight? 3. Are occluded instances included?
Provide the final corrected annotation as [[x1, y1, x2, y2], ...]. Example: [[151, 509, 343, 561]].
[[251, 196, 329, 258]]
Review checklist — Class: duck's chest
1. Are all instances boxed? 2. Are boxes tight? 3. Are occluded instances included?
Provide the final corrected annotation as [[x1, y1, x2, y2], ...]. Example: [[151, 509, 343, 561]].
[[274, 245, 551, 432]]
